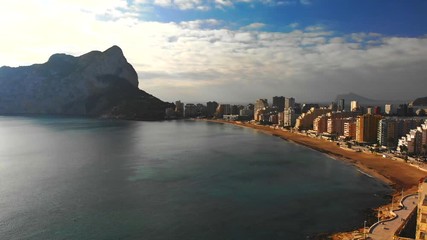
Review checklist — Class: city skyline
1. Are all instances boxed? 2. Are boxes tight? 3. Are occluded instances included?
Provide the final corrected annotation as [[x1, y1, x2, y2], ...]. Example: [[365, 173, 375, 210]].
[[1, 1, 427, 103]]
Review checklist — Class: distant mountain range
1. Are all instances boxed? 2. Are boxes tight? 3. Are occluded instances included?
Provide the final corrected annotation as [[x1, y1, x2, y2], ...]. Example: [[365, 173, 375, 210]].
[[411, 96, 427, 106], [334, 92, 408, 106], [0, 46, 171, 120]]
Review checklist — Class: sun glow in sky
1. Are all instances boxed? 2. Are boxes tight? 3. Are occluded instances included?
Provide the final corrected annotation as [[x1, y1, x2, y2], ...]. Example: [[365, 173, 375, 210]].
[[1, 0, 427, 103]]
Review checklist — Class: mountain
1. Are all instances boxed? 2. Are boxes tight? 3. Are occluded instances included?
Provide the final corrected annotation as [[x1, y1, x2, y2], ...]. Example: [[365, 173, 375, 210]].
[[0, 46, 171, 120], [334, 92, 405, 106], [411, 96, 427, 106], [334, 92, 378, 104]]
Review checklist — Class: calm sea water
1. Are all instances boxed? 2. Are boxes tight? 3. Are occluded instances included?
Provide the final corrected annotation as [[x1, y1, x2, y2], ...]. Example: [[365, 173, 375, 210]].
[[0, 116, 391, 239]]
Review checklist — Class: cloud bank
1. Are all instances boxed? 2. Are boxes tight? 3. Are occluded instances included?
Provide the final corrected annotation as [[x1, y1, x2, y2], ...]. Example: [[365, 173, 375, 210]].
[[0, 1, 426, 103]]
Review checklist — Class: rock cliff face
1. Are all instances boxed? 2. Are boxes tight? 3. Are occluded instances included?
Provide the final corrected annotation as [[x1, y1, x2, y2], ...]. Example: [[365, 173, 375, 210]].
[[0, 46, 171, 120]]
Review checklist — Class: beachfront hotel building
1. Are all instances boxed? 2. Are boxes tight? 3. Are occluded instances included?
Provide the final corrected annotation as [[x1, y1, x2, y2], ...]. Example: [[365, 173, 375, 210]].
[[344, 121, 357, 139], [417, 178, 427, 239], [398, 120, 427, 156], [328, 117, 355, 136], [313, 111, 359, 135], [294, 108, 332, 131], [254, 99, 268, 119], [355, 114, 382, 143], [378, 118, 399, 148], [378, 118, 427, 149], [313, 114, 328, 134], [283, 108, 299, 127], [206, 101, 219, 118], [175, 100, 184, 118]]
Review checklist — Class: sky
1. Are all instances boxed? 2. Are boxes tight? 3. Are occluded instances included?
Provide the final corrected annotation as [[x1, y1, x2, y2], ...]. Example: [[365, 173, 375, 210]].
[[0, 0, 427, 104]]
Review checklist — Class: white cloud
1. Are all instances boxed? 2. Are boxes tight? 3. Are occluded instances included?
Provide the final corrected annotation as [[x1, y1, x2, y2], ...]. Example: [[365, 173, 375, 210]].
[[288, 22, 299, 28], [153, 0, 173, 7], [240, 22, 266, 31], [0, 1, 426, 103]]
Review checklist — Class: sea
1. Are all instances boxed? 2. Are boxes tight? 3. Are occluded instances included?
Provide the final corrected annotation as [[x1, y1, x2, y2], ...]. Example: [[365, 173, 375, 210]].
[[0, 116, 392, 239]]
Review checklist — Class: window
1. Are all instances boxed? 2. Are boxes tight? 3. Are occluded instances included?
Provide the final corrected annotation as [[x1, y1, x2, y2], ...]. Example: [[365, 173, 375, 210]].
[[422, 214, 427, 223]]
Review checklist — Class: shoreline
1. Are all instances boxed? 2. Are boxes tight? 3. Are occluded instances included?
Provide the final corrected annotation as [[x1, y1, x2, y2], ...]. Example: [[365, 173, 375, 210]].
[[201, 119, 427, 237], [202, 119, 426, 192]]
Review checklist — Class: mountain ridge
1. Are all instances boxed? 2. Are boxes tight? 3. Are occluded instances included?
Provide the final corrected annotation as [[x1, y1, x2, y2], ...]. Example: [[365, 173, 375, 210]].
[[334, 92, 407, 105]]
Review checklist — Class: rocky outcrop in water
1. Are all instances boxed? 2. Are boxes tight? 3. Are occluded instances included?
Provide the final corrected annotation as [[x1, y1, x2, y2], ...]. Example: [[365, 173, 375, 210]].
[[0, 46, 171, 120]]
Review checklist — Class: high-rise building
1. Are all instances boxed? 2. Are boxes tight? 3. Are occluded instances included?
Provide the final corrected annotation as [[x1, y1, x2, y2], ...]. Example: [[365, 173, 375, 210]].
[[310, 111, 358, 135], [196, 104, 207, 117], [328, 117, 355, 136], [337, 99, 345, 112], [301, 103, 319, 114], [344, 122, 357, 139], [285, 97, 295, 110], [272, 96, 285, 111], [175, 100, 184, 118], [328, 102, 338, 111], [351, 101, 359, 112], [397, 104, 411, 116], [294, 108, 332, 131], [284, 108, 299, 128], [385, 104, 395, 115], [398, 120, 427, 155], [206, 101, 218, 118], [374, 106, 382, 115], [313, 115, 328, 134], [378, 119, 399, 148], [231, 105, 241, 115], [254, 99, 268, 120], [356, 114, 382, 143], [215, 104, 232, 118], [184, 103, 197, 118]]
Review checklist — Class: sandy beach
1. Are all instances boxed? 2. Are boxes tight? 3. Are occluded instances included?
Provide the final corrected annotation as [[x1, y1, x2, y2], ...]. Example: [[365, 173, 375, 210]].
[[205, 119, 427, 192]]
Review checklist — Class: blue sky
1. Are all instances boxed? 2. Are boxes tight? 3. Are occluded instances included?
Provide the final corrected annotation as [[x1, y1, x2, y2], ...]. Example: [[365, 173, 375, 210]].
[[136, 0, 427, 36], [0, 0, 427, 103]]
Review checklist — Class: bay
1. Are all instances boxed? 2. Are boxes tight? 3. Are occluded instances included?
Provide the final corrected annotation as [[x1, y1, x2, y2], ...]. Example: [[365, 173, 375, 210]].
[[0, 116, 391, 239]]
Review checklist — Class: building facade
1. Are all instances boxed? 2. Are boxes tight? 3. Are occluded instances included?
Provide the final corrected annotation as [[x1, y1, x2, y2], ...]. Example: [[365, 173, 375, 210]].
[[254, 99, 268, 120], [337, 99, 345, 112], [355, 114, 382, 143], [206, 101, 218, 118], [272, 96, 285, 111], [294, 108, 332, 131], [283, 108, 298, 128], [351, 100, 359, 112], [285, 97, 295, 110]]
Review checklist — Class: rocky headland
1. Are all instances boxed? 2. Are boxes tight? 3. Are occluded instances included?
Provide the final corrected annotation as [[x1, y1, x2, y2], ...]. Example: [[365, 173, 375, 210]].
[[0, 46, 171, 120]]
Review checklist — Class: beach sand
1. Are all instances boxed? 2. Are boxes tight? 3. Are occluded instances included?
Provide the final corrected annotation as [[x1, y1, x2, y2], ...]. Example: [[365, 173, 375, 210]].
[[204, 119, 426, 192]]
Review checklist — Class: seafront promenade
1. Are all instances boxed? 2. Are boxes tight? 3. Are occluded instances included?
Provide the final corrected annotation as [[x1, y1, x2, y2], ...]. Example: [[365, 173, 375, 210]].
[[368, 194, 417, 240]]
